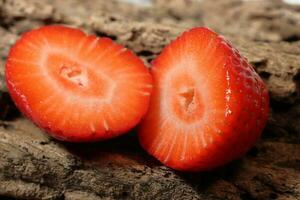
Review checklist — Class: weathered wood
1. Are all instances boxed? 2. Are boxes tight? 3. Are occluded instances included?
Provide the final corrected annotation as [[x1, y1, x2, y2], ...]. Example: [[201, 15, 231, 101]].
[[0, 0, 299, 199]]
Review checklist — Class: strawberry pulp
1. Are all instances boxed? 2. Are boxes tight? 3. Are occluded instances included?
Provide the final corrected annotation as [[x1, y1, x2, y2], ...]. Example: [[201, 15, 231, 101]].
[[138, 27, 269, 171], [6, 25, 152, 142]]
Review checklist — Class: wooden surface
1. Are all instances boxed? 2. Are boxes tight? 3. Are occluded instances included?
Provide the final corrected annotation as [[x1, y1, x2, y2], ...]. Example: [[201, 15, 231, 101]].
[[0, 0, 299, 199]]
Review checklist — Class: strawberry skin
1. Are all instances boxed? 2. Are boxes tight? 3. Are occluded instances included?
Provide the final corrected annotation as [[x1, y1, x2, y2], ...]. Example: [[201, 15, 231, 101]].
[[138, 27, 269, 171], [5, 25, 152, 142]]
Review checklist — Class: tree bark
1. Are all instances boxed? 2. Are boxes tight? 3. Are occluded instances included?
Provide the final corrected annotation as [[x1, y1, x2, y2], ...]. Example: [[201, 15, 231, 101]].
[[0, 0, 299, 199]]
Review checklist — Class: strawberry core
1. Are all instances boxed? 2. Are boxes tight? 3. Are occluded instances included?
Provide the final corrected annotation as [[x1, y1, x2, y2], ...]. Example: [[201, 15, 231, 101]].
[[178, 88, 195, 111], [59, 65, 85, 87], [169, 72, 204, 123]]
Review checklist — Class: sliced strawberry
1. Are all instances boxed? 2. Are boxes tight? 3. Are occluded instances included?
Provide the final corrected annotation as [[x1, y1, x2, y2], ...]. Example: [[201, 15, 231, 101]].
[[6, 25, 152, 142], [138, 27, 269, 171]]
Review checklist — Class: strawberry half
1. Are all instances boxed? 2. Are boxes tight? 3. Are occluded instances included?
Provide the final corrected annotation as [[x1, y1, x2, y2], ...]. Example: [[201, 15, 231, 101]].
[[5, 25, 152, 142], [138, 27, 269, 171]]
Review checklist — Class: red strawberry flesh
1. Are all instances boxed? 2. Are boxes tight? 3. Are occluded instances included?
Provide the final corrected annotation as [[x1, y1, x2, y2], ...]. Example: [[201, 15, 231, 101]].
[[6, 25, 152, 142], [138, 27, 269, 171]]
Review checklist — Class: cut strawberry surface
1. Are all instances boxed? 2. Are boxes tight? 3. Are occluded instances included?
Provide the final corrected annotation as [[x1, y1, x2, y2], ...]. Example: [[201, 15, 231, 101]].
[[138, 27, 269, 171], [6, 25, 152, 142]]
